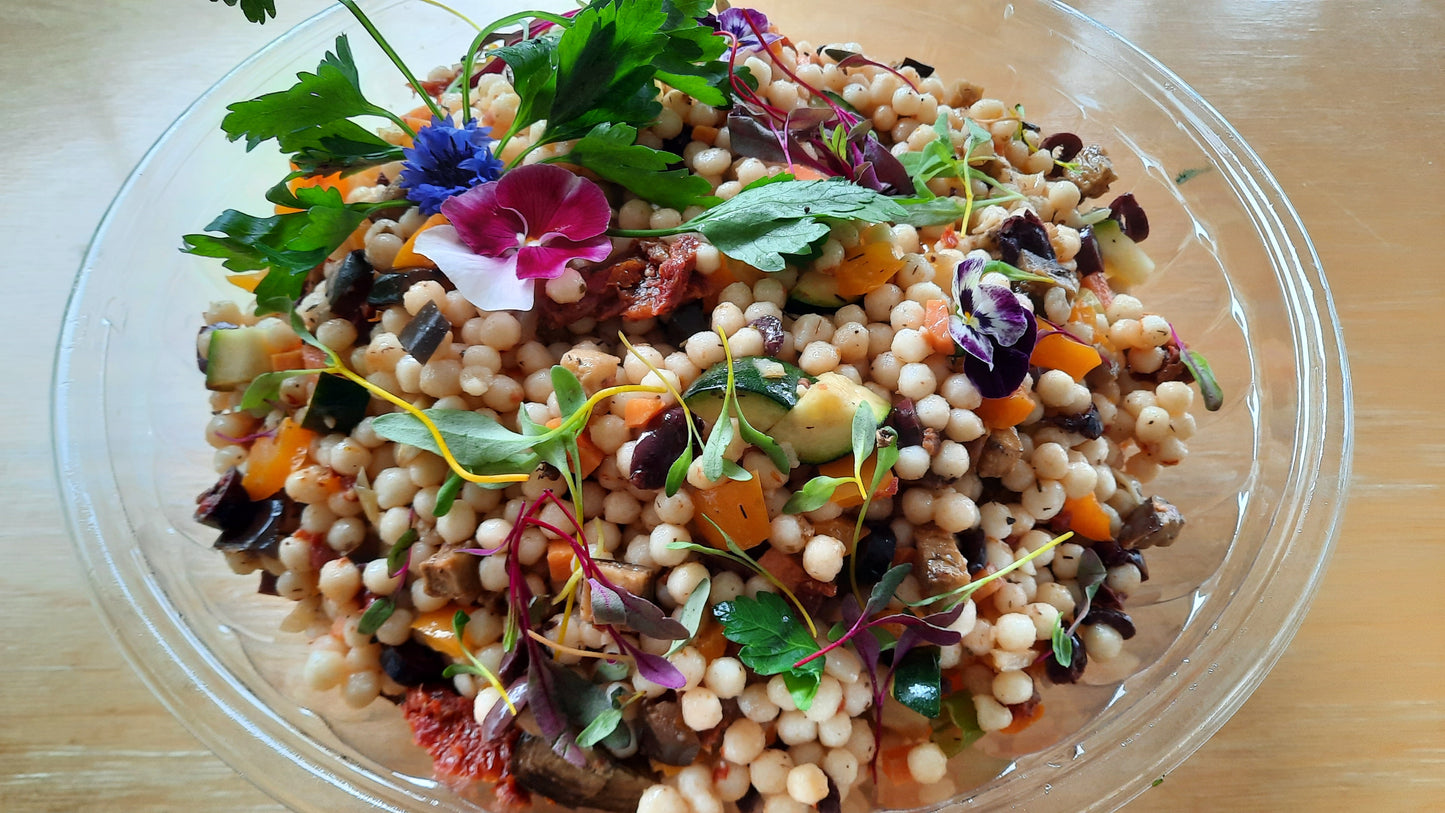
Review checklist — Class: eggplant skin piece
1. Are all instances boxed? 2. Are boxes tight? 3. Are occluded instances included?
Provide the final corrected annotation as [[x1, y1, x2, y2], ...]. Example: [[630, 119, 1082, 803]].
[[509, 733, 652, 813]]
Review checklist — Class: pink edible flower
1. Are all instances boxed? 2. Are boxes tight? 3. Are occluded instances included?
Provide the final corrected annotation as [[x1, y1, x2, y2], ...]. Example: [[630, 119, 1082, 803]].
[[413, 163, 612, 311]]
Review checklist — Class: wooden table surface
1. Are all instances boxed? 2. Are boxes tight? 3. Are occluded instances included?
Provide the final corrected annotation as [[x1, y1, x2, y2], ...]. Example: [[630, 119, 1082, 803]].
[[3, 1, 1441, 811]]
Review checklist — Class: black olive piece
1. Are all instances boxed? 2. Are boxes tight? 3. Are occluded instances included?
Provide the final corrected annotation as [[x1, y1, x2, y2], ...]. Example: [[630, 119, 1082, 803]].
[[661, 301, 709, 347], [398, 300, 452, 364], [380, 639, 449, 686], [899, 56, 935, 77], [996, 210, 1056, 265], [749, 314, 786, 356], [1108, 193, 1150, 242], [818, 779, 842, 813], [367, 269, 449, 307], [1085, 607, 1136, 639], [1075, 227, 1105, 277], [257, 570, 280, 596], [1045, 631, 1087, 684], [1047, 404, 1104, 440], [955, 526, 988, 575], [1091, 539, 1149, 581], [327, 250, 374, 320], [1040, 132, 1084, 178], [628, 406, 697, 490], [1093, 583, 1125, 612], [853, 525, 897, 585], [194, 467, 255, 531], [886, 398, 924, 449], [737, 789, 764, 813], [214, 493, 299, 557], [196, 322, 238, 374], [301, 372, 372, 435]]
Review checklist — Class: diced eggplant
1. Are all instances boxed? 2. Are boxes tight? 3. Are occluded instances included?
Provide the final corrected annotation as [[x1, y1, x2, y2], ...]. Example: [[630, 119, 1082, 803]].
[[638, 698, 701, 766], [327, 250, 374, 320], [300, 372, 370, 434], [213, 493, 299, 557], [399, 300, 451, 364], [419, 544, 483, 604], [913, 524, 970, 597], [194, 468, 254, 531], [1061, 143, 1117, 199], [955, 526, 988, 575], [974, 428, 1022, 479], [511, 732, 652, 813], [1046, 404, 1104, 440], [1118, 495, 1184, 550], [367, 269, 448, 307], [581, 560, 659, 623], [898, 56, 935, 77]]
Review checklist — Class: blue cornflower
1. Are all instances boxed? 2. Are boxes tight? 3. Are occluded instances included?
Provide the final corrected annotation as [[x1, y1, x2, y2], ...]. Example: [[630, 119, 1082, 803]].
[[398, 117, 505, 215]]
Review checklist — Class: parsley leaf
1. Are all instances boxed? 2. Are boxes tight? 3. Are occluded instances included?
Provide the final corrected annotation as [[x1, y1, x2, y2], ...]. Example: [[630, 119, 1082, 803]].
[[562, 123, 719, 210], [220, 35, 404, 173], [646, 0, 731, 107], [181, 181, 403, 313], [674, 180, 909, 272], [714, 592, 823, 710], [211, 0, 277, 24]]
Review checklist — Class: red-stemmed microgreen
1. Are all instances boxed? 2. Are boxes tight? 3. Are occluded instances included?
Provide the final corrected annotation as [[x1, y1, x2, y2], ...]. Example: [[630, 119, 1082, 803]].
[[1169, 322, 1223, 411], [821, 47, 920, 93]]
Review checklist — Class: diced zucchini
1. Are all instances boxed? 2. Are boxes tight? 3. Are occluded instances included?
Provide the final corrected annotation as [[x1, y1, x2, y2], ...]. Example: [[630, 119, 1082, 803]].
[[301, 372, 371, 434], [771, 372, 890, 464], [682, 356, 811, 432], [1093, 218, 1155, 287], [205, 324, 273, 392], [786, 269, 855, 312]]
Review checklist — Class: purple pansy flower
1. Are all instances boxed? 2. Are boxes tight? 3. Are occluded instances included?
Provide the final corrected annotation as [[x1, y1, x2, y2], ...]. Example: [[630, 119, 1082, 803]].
[[714, 7, 783, 53], [412, 164, 612, 312], [949, 251, 1037, 398], [398, 117, 505, 215]]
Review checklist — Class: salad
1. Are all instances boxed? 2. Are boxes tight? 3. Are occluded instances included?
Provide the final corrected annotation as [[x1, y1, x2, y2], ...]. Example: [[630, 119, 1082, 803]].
[[187, 1, 1221, 811]]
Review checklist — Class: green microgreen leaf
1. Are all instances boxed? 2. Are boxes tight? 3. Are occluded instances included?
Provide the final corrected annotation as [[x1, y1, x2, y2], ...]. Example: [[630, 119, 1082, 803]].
[[433, 472, 464, 518], [933, 692, 986, 757], [385, 528, 419, 577], [714, 592, 823, 710], [665, 445, 693, 497], [892, 646, 942, 718], [239, 368, 310, 411], [1174, 166, 1211, 185], [593, 659, 631, 682], [721, 459, 753, 482], [1170, 324, 1224, 411], [782, 475, 853, 515], [576, 707, 624, 748], [665, 577, 712, 658], [1051, 612, 1073, 668], [550, 365, 586, 417], [700, 412, 734, 482], [357, 596, 395, 636], [1077, 548, 1107, 603], [850, 402, 879, 483]]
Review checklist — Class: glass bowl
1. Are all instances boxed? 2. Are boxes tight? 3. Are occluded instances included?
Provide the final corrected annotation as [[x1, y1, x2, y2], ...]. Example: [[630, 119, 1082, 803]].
[[53, 0, 1351, 810]]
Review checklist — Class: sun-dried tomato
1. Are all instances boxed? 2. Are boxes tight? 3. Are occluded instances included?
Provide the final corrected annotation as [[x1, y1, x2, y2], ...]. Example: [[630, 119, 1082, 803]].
[[402, 685, 514, 784]]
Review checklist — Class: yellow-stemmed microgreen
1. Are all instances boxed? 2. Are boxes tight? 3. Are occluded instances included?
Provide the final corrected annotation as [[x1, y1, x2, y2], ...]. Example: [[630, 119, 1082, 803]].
[[443, 609, 516, 715], [616, 331, 708, 496], [702, 326, 791, 480], [905, 531, 1074, 611], [668, 518, 819, 640]]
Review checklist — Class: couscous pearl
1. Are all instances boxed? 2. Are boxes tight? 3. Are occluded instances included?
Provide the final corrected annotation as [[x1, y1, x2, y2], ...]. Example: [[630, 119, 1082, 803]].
[[1083, 622, 1125, 659], [682, 687, 724, 731], [750, 750, 794, 795], [786, 764, 830, 806], [704, 657, 747, 699], [994, 612, 1037, 651], [802, 535, 845, 581], [907, 742, 949, 784]]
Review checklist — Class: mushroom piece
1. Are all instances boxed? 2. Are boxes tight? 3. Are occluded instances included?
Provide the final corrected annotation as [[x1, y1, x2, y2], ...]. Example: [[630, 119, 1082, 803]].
[[637, 698, 702, 766], [420, 543, 483, 604], [913, 524, 971, 597], [1117, 495, 1185, 549], [974, 428, 1023, 479], [510, 732, 653, 813]]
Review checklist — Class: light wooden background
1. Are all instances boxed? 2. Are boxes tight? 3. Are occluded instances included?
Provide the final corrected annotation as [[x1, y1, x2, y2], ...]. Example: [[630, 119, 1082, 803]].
[[3, 1, 1441, 811]]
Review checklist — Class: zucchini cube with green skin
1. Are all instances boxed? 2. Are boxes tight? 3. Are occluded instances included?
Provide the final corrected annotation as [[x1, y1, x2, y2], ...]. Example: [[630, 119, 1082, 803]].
[[682, 356, 812, 432], [771, 372, 890, 464], [1093, 219, 1155, 287], [787, 269, 856, 312], [205, 324, 274, 392]]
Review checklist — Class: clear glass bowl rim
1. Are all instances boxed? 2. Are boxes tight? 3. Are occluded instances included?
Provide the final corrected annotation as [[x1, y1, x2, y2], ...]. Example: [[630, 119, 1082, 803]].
[[52, 1, 1353, 811]]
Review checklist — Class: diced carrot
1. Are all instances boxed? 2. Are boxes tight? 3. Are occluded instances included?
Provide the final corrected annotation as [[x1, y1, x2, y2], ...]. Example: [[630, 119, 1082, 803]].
[[301, 345, 330, 369], [392, 213, 448, 270], [542, 417, 605, 479], [693, 618, 728, 661], [1001, 700, 1046, 735], [624, 396, 667, 429], [785, 163, 830, 181], [834, 240, 904, 297], [880, 741, 917, 783], [974, 386, 1036, 430], [922, 299, 954, 354], [692, 125, 720, 144], [1061, 493, 1112, 541], [241, 418, 316, 500], [938, 224, 959, 249], [411, 606, 465, 659], [1030, 320, 1102, 382], [816, 454, 898, 508], [1080, 273, 1114, 309], [269, 349, 305, 372], [692, 473, 770, 551], [546, 538, 576, 586], [227, 270, 269, 293]]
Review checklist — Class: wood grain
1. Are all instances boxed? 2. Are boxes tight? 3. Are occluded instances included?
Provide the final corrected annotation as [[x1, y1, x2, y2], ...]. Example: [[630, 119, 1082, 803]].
[[3, 1, 1441, 811]]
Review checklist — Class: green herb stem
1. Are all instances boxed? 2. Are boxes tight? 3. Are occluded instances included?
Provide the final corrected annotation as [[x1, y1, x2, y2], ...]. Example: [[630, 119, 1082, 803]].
[[337, 0, 447, 122], [415, 0, 480, 31], [608, 225, 691, 239], [459, 10, 575, 126], [907, 531, 1074, 611]]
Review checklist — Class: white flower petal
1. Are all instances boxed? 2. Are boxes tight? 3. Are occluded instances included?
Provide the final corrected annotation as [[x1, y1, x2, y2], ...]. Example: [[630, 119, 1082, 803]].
[[413, 225, 535, 312]]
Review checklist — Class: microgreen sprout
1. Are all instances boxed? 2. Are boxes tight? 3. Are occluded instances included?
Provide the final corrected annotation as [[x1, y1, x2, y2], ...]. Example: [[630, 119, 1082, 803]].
[[1169, 322, 1224, 411], [442, 609, 517, 714], [616, 331, 708, 496], [668, 519, 819, 639], [906, 531, 1074, 611]]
